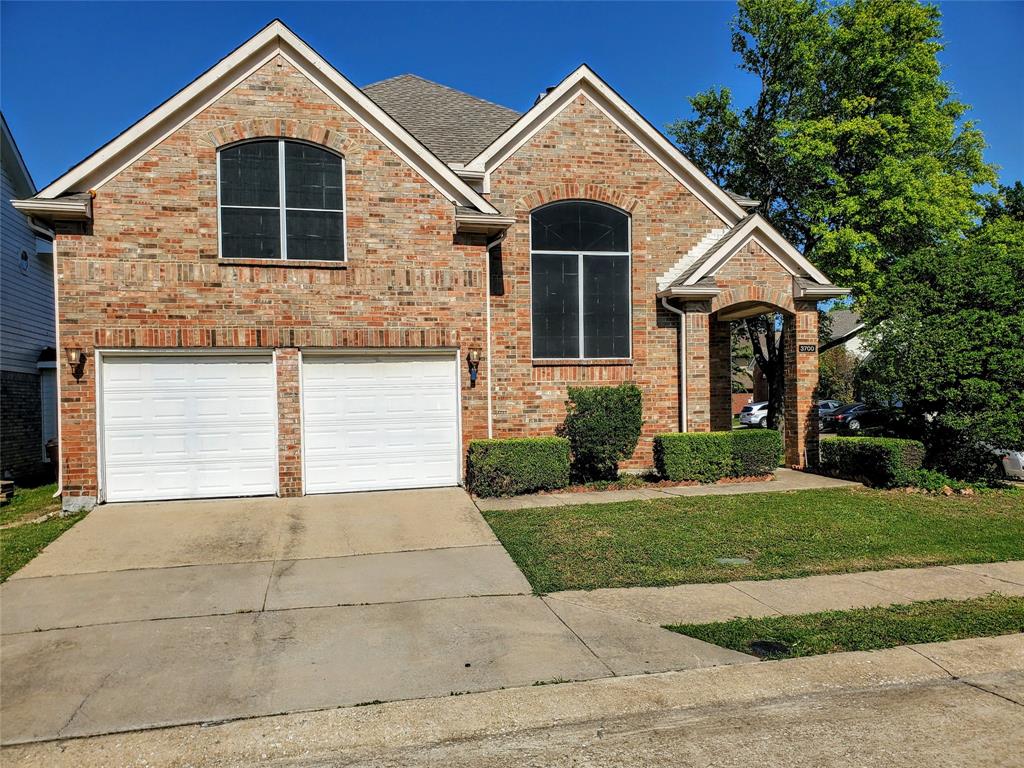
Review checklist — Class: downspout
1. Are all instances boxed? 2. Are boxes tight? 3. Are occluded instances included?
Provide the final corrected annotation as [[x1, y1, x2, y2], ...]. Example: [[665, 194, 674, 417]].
[[661, 297, 687, 432], [485, 231, 506, 439], [50, 235, 62, 500]]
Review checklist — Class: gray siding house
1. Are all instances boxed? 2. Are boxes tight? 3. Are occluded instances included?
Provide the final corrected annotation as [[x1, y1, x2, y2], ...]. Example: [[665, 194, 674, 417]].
[[1, 113, 56, 481]]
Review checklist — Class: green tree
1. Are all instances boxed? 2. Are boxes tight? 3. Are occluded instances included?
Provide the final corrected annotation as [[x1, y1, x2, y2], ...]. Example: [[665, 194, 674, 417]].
[[984, 181, 1024, 223], [818, 346, 859, 402], [669, 0, 995, 430], [858, 217, 1024, 479]]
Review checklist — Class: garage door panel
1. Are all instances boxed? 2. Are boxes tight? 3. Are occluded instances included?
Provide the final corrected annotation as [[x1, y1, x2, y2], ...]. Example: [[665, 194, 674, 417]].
[[302, 354, 459, 494], [101, 356, 277, 502]]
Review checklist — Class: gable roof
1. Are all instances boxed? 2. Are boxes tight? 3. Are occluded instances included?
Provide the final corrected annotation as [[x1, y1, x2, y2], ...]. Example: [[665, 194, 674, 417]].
[[363, 75, 520, 165], [658, 213, 849, 299], [26, 20, 498, 215], [465, 64, 748, 225]]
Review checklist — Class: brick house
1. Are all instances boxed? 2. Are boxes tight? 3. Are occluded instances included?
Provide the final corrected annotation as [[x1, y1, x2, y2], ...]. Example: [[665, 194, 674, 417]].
[[13, 21, 847, 510]]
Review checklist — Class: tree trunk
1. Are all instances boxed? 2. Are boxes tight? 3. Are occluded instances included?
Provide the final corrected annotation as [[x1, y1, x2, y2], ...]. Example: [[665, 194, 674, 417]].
[[747, 314, 787, 441]]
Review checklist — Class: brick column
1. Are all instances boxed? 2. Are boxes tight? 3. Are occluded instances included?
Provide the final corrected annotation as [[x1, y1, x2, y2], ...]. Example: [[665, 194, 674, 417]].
[[783, 304, 819, 467], [684, 302, 712, 432], [275, 348, 303, 496], [709, 318, 733, 432]]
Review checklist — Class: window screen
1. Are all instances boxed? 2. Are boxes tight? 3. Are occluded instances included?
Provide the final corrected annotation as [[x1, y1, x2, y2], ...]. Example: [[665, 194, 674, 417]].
[[219, 140, 345, 261], [530, 201, 630, 359], [531, 254, 580, 358]]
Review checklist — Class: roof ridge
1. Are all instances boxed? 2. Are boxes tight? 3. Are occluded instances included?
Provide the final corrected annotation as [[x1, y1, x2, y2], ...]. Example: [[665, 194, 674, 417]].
[[363, 73, 521, 116]]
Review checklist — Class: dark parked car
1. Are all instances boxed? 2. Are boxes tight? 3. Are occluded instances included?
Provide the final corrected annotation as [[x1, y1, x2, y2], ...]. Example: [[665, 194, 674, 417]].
[[835, 402, 906, 435], [818, 399, 843, 417], [820, 402, 866, 433]]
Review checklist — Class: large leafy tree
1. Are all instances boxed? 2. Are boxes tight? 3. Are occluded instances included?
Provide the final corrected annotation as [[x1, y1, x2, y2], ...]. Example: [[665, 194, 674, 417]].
[[857, 214, 1024, 478], [669, 0, 994, 429]]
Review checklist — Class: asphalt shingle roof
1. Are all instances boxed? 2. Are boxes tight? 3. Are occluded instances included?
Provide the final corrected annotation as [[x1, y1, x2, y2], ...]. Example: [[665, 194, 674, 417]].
[[362, 74, 521, 164]]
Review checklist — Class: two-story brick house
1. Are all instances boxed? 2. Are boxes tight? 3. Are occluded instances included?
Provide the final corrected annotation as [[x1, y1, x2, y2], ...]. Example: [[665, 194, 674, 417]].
[[14, 21, 847, 510]]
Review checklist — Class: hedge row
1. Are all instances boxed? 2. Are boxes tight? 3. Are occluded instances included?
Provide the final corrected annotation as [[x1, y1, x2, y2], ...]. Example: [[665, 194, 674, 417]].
[[466, 437, 570, 497], [819, 436, 925, 488], [654, 429, 783, 483]]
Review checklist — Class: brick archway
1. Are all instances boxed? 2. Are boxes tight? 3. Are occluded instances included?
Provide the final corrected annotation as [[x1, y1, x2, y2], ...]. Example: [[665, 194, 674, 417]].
[[515, 183, 642, 216], [711, 285, 795, 316], [202, 119, 356, 155]]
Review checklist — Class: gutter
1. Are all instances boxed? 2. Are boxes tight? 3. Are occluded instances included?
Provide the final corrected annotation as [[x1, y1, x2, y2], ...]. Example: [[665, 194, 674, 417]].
[[455, 210, 516, 235], [660, 297, 688, 432], [12, 196, 92, 221], [484, 231, 507, 438]]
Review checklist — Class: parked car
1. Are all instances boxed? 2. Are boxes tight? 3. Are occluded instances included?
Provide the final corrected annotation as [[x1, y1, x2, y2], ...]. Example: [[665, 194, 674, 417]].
[[987, 446, 1024, 480], [739, 401, 769, 428], [819, 399, 843, 416], [835, 401, 906, 435], [820, 402, 866, 433]]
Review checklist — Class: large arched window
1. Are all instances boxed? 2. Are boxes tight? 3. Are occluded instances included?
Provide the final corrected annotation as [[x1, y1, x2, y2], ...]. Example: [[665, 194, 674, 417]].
[[218, 139, 345, 261], [531, 201, 631, 359]]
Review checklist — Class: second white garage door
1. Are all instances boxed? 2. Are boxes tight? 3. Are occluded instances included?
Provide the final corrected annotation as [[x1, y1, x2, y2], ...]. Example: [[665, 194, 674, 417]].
[[301, 354, 460, 494]]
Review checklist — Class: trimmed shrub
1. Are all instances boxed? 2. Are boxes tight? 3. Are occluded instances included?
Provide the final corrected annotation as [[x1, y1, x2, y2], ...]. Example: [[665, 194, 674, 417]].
[[732, 429, 784, 477], [466, 437, 570, 498], [654, 432, 735, 483], [819, 436, 925, 488], [559, 384, 643, 481]]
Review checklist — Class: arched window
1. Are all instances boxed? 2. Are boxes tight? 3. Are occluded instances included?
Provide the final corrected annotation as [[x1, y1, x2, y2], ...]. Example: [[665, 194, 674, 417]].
[[218, 139, 345, 261], [531, 201, 631, 359]]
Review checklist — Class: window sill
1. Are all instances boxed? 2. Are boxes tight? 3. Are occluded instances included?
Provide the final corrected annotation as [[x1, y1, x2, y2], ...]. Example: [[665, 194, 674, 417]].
[[532, 358, 634, 367], [216, 258, 348, 270]]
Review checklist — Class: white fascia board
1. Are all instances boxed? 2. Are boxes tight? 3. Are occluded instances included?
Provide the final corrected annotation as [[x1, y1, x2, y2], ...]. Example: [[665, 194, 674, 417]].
[[465, 65, 746, 226], [34, 21, 497, 214], [12, 197, 92, 220], [685, 214, 832, 286]]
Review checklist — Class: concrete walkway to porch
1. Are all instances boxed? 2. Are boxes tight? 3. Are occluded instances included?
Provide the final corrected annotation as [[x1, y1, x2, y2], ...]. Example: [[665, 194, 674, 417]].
[[546, 561, 1024, 627], [474, 467, 861, 511]]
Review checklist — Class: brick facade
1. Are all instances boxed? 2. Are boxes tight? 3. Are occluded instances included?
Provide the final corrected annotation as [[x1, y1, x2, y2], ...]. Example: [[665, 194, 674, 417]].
[[1, 370, 42, 481], [486, 96, 723, 466], [54, 59, 823, 504]]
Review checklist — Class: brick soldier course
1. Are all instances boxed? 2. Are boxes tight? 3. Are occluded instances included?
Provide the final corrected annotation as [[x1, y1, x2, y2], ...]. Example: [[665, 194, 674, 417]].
[[15, 21, 847, 508]]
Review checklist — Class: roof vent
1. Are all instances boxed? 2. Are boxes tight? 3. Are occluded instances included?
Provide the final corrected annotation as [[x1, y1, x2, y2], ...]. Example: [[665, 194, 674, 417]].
[[533, 86, 557, 106]]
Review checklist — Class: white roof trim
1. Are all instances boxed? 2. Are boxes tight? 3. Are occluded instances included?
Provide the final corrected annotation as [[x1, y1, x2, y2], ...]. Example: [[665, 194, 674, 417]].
[[1, 114, 36, 196], [684, 214, 832, 286], [656, 227, 730, 291], [465, 65, 747, 226], [34, 20, 498, 215]]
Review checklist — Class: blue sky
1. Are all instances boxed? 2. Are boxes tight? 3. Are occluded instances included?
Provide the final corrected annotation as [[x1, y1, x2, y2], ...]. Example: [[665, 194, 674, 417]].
[[2, 1, 1021, 190]]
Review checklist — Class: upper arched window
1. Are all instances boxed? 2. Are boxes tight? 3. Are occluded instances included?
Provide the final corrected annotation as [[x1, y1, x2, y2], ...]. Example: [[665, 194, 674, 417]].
[[531, 201, 631, 359], [218, 139, 345, 261]]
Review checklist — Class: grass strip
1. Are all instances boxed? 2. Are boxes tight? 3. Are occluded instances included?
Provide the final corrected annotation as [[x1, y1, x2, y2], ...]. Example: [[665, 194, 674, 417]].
[[666, 594, 1024, 659], [1, 512, 85, 581]]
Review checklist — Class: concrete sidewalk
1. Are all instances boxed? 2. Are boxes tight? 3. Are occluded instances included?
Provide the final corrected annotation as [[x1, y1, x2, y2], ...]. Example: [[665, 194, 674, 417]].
[[5, 633, 1021, 767], [546, 561, 1024, 626], [475, 468, 860, 511]]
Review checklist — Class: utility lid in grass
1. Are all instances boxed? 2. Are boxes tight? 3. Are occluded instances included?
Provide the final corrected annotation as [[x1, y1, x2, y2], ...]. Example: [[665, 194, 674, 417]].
[[715, 557, 751, 565], [748, 640, 792, 658]]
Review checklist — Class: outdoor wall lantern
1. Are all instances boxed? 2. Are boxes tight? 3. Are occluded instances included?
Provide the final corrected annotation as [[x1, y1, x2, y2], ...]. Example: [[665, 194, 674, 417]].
[[467, 349, 481, 387], [65, 347, 87, 380]]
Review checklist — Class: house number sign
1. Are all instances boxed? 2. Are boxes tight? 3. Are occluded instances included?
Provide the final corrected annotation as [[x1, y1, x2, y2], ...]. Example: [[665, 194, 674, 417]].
[[798, 344, 817, 353]]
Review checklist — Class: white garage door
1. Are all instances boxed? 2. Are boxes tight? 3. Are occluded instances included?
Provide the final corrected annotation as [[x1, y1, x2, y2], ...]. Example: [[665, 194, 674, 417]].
[[101, 355, 277, 502], [302, 354, 460, 494]]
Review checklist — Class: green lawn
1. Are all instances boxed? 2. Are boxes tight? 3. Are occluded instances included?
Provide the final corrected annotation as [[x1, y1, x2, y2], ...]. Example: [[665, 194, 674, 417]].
[[667, 594, 1024, 659], [0, 483, 83, 582], [482, 487, 1024, 593]]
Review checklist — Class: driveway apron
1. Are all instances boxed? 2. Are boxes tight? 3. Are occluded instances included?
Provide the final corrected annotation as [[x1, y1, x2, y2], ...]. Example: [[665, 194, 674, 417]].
[[0, 488, 747, 744]]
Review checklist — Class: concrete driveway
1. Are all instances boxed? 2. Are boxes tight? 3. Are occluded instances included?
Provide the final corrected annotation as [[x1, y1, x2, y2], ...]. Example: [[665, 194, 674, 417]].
[[0, 488, 748, 745]]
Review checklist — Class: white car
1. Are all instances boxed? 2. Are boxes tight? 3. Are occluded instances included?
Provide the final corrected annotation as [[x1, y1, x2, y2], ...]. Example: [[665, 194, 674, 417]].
[[992, 447, 1024, 480], [739, 401, 769, 428]]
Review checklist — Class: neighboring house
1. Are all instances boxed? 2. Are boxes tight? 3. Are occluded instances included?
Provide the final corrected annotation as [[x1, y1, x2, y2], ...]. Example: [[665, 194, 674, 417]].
[[14, 21, 847, 510], [1, 113, 56, 482], [823, 308, 867, 359]]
